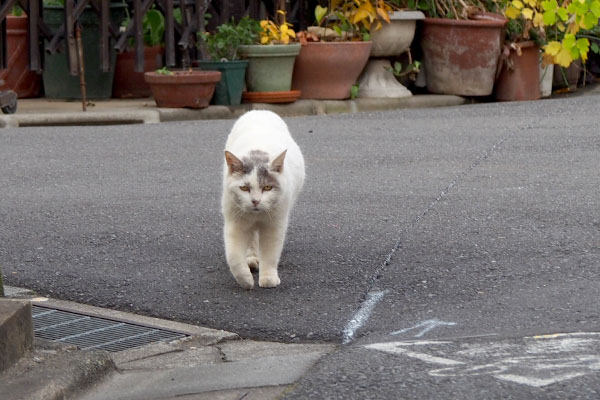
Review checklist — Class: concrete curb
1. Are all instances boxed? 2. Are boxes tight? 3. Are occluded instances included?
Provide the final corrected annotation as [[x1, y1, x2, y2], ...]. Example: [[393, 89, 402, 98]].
[[156, 95, 468, 122], [0, 94, 467, 128], [0, 110, 161, 128]]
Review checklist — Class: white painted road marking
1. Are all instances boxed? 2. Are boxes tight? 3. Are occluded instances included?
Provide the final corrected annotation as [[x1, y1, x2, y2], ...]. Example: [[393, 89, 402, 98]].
[[390, 319, 457, 337], [342, 290, 387, 344], [365, 332, 600, 388]]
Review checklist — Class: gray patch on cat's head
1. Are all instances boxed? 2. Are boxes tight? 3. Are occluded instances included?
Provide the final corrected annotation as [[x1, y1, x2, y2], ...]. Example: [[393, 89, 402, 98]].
[[241, 150, 269, 174], [256, 166, 280, 190], [240, 150, 280, 190]]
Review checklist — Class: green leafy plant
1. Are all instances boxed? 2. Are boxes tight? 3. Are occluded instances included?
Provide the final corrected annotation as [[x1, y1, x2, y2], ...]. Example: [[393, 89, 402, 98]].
[[310, 0, 396, 41], [503, 0, 600, 67], [350, 83, 360, 98], [122, 7, 165, 47], [155, 66, 172, 75], [387, 59, 421, 79], [199, 17, 262, 61], [143, 9, 165, 46], [11, 5, 24, 16]]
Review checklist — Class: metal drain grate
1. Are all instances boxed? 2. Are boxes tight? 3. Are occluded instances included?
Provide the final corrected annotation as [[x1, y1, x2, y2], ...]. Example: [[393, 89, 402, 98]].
[[32, 305, 188, 352]]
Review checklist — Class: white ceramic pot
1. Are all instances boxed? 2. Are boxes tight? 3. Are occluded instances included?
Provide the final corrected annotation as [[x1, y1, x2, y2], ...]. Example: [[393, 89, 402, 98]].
[[539, 62, 554, 98], [358, 11, 425, 98], [370, 11, 425, 57]]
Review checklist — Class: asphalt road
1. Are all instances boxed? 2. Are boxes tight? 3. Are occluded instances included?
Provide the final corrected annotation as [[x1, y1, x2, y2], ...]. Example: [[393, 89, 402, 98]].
[[2, 94, 599, 398]]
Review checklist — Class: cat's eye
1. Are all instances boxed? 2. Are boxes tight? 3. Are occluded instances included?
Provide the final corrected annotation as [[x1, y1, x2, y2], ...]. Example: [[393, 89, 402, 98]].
[[240, 186, 250, 192], [263, 185, 273, 191]]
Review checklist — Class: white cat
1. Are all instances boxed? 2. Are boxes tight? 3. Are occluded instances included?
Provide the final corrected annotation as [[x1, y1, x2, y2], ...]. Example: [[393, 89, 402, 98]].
[[222, 110, 305, 289]]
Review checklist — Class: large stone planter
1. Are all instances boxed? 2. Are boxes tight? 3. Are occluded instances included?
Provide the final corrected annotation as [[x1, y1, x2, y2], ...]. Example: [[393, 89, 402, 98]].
[[358, 11, 425, 98], [292, 41, 372, 99], [421, 15, 507, 96]]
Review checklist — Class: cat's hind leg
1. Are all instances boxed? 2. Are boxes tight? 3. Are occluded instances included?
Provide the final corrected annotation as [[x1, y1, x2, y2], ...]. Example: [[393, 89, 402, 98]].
[[246, 229, 259, 272]]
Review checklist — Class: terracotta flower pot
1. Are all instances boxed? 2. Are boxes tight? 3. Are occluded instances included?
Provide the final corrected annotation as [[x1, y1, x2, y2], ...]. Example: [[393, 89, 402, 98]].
[[495, 41, 541, 101], [113, 46, 164, 98], [144, 70, 221, 108], [552, 60, 581, 91], [0, 16, 41, 98], [292, 41, 372, 100], [421, 15, 507, 96]]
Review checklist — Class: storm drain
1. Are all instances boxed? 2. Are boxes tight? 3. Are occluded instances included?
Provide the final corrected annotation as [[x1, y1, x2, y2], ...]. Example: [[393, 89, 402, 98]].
[[32, 305, 188, 352]]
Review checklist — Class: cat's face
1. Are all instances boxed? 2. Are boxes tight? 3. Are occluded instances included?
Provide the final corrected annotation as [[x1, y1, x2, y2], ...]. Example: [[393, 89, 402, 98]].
[[225, 150, 286, 214]]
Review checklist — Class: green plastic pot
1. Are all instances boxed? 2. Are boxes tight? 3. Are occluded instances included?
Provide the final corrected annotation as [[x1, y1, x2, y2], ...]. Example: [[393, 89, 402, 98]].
[[195, 60, 248, 105], [237, 43, 301, 92], [42, 4, 127, 100]]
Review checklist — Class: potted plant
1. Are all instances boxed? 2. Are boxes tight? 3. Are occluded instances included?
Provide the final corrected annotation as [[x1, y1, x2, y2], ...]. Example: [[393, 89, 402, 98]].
[[196, 17, 262, 105], [237, 10, 302, 102], [291, 1, 376, 100], [144, 66, 221, 108], [417, 0, 507, 96], [0, 5, 42, 98], [356, 1, 426, 98], [501, 0, 600, 94], [42, 0, 128, 99], [494, 5, 546, 101], [113, 7, 165, 98]]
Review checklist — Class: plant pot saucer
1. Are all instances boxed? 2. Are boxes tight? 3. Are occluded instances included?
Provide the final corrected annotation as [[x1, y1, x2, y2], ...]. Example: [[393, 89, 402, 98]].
[[242, 90, 301, 104], [242, 90, 301, 103]]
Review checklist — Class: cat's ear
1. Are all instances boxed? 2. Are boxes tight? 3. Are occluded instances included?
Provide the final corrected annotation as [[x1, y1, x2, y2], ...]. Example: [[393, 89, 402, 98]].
[[225, 151, 244, 175], [270, 150, 287, 173]]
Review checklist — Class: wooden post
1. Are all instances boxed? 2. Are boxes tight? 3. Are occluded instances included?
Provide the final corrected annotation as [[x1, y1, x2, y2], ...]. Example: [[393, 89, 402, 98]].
[[99, 0, 109, 72], [76, 24, 87, 111], [27, 0, 41, 72]]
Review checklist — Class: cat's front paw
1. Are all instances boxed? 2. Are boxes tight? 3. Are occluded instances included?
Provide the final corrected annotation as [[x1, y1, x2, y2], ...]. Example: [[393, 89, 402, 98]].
[[258, 275, 280, 288], [233, 272, 254, 290]]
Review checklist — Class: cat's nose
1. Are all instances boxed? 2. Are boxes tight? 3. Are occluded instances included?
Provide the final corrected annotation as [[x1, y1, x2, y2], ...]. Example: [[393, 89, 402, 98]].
[[252, 199, 260, 206]]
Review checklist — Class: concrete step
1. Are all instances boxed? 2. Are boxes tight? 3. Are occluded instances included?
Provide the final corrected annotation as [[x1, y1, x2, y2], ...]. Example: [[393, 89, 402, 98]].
[[0, 299, 33, 372]]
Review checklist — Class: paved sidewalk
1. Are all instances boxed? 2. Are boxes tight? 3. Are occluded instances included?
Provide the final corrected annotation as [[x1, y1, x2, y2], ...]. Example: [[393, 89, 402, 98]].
[[0, 288, 334, 400]]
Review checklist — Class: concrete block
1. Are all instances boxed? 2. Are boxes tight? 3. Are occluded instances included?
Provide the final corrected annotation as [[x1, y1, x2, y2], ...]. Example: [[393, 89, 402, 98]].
[[0, 299, 33, 372]]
